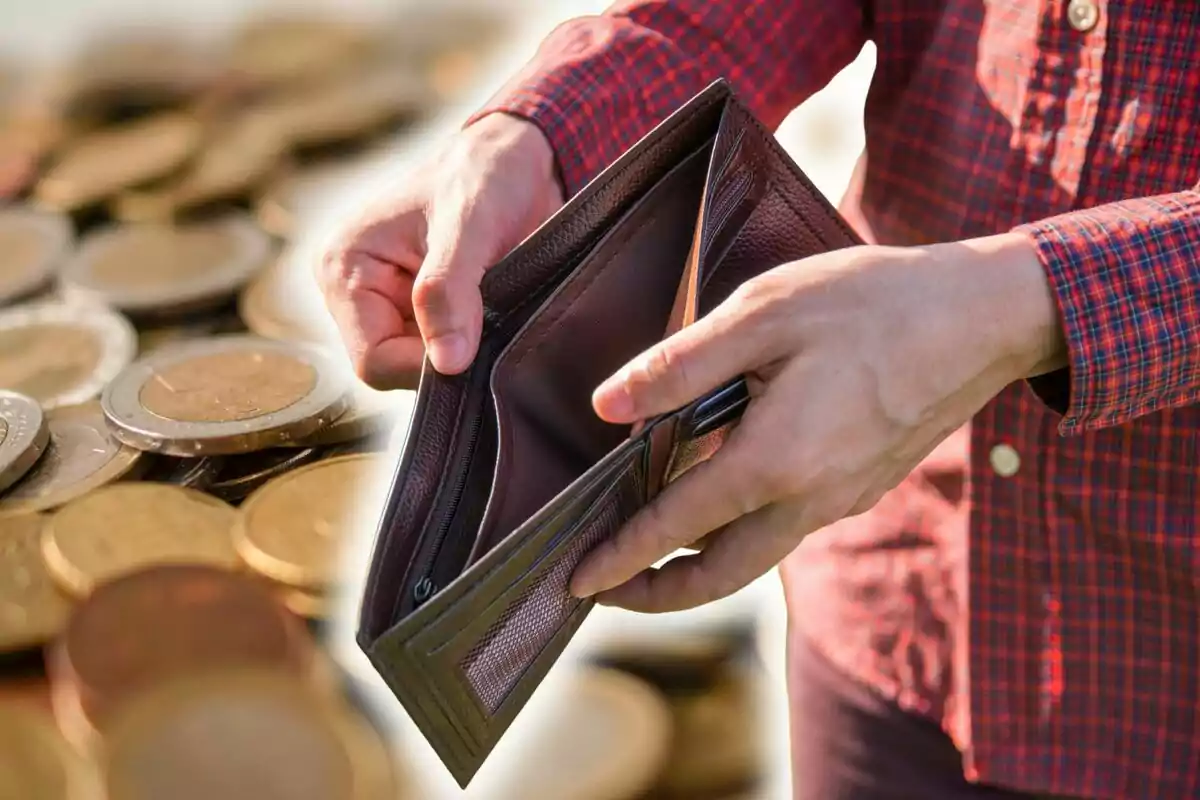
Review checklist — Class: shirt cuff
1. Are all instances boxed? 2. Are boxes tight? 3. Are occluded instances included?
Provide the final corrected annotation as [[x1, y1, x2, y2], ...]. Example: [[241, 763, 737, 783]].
[[464, 16, 709, 199], [1014, 190, 1200, 434]]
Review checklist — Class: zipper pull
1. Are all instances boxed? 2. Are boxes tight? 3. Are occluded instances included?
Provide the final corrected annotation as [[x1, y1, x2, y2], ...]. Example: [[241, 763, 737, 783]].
[[412, 577, 436, 607]]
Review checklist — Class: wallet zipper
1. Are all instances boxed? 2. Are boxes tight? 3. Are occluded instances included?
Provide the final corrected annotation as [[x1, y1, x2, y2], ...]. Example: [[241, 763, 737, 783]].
[[410, 407, 484, 609]]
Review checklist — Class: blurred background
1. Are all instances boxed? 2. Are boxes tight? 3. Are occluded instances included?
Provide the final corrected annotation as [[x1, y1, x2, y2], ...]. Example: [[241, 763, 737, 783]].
[[0, 1, 876, 798]]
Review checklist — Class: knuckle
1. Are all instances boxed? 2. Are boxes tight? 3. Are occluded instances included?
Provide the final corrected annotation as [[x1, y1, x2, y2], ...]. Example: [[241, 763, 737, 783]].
[[411, 270, 453, 312], [634, 344, 691, 396]]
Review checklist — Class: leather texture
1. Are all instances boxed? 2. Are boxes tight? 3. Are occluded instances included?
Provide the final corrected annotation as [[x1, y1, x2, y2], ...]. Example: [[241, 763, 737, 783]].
[[357, 79, 864, 786]]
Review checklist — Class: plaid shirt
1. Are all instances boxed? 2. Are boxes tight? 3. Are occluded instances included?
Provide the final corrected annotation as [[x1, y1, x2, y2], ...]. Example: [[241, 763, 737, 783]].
[[473, 2, 1200, 798]]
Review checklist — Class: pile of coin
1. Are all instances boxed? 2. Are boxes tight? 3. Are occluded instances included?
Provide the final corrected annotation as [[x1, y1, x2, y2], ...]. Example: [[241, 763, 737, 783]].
[[487, 622, 769, 800], [0, 7, 514, 798]]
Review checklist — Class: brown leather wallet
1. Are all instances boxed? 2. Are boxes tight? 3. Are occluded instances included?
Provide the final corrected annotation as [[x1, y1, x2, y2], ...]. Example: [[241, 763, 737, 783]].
[[356, 79, 862, 786]]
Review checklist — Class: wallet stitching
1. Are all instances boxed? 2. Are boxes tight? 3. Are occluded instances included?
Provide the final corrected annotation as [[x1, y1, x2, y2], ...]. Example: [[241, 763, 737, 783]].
[[734, 102, 864, 246], [393, 448, 643, 755], [378, 381, 472, 627], [440, 457, 638, 710]]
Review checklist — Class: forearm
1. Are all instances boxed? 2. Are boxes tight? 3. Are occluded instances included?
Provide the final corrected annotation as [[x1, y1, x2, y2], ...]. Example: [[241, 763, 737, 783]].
[[1011, 190, 1200, 433], [469, 1, 868, 197], [938, 191, 1200, 435]]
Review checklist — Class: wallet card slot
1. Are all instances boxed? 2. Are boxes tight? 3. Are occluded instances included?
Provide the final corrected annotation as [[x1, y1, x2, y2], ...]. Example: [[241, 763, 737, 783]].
[[367, 441, 646, 785], [468, 140, 714, 567]]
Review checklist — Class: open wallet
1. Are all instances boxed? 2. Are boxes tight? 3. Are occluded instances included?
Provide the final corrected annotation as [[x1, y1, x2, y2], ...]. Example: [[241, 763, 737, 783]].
[[356, 79, 863, 786]]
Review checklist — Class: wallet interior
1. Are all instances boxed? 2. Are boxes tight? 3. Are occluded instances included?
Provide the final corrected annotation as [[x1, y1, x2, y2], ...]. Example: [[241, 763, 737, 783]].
[[357, 81, 862, 785]]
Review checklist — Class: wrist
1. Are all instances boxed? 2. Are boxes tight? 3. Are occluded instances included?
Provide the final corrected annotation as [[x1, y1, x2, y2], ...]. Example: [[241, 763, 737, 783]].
[[931, 232, 1068, 383], [466, 112, 564, 201]]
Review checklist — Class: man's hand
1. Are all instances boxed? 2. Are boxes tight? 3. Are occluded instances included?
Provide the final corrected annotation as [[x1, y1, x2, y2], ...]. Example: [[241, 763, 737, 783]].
[[569, 233, 1067, 612], [317, 114, 564, 388]]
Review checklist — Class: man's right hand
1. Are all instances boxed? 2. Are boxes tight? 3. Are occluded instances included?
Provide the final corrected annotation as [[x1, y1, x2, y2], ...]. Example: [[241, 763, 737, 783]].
[[317, 113, 564, 389]]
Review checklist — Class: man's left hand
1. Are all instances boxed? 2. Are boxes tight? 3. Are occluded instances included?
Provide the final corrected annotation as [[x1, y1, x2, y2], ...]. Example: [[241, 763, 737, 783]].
[[569, 232, 1066, 612]]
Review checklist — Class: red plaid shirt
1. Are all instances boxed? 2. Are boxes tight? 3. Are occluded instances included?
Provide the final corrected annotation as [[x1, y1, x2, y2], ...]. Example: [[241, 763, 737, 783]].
[[473, 3, 1200, 798]]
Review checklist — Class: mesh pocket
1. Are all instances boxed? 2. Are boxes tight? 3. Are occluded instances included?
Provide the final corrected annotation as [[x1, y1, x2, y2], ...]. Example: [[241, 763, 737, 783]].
[[460, 495, 621, 713]]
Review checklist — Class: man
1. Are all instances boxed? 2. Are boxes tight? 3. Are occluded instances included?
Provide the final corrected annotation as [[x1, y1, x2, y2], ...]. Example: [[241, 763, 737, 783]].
[[317, 3, 1200, 798]]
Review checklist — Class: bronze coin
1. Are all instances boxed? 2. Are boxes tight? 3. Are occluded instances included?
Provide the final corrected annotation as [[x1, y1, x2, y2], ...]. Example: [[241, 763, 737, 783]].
[[48, 564, 314, 730], [44, 32, 215, 121], [34, 113, 202, 213], [0, 302, 136, 411], [590, 623, 755, 693], [103, 669, 401, 800], [206, 446, 322, 503], [0, 117, 69, 202], [0, 702, 103, 800], [237, 251, 340, 342], [60, 215, 272, 319], [0, 513, 74, 654], [224, 15, 380, 92], [144, 350, 315, 423], [135, 309, 247, 357], [293, 383, 406, 448], [253, 160, 372, 238], [487, 668, 673, 800], [111, 120, 289, 223], [653, 668, 764, 797], [0, 206, 74, 305], [244, 61, 430, 153], [234, 454, 385, 589], [0, 401, 143, 514], [102, 335, 349, 456], [40, 483, 240, 597]]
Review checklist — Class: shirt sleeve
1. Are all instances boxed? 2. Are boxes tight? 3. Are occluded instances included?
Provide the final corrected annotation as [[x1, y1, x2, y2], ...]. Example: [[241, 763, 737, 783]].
[[467, 0, 869, 198], [1015, 188, 1200, 434]]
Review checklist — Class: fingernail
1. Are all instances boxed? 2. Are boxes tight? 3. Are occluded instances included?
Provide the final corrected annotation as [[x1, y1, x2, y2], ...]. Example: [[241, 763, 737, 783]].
[[593, 379, 634, 421], [568, 567, 601, 599], [428, 334, 468, 372]]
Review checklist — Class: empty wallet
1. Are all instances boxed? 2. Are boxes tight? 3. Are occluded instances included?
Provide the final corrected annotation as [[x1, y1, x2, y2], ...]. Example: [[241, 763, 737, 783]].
[[357, 78, 863, 786]]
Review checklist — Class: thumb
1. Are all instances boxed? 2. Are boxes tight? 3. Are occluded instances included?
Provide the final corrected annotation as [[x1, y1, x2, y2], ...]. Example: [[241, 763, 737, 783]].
[[411, 207, 490, 374]]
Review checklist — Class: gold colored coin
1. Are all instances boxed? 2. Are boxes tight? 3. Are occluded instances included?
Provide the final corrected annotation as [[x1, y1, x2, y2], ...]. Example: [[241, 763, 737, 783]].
[[225, 16, 378, 90], [275, 584, 328, 621], [0, 703, 102, 800], [237, 251, 339, 342], [46, 32, 215, 121], [0, 401, 143, 514], [34, 114, 201, 212], [112, 120, 289, 222], [253, 160, 371, 238], [141, 350, 316, 423], [0, 514, 73, 652], [244, 62, 430, 153], [0, 302, 137, 410], [41, 483, 238, 597], [235, 454, 383, 589], [102, 335, 349, 456], [294, 383, 404, 447], [0, 116, 69, 201], [103, 669, 401, 800], [487, 668, 673, 800], [61, 216, 271, 319], [655, 669, 763, 796], [0, 207, 74, 305]]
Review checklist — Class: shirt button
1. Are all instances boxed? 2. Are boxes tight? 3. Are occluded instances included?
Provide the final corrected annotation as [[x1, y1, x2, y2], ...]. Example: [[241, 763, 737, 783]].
[[1067, 0, 1100, 32], [989, 444, 1021, 478]]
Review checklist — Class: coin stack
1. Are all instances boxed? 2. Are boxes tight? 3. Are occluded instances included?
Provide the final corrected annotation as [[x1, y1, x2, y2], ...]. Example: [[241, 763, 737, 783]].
[[487, 620, 770, 800], [0, 7, 515, 799]]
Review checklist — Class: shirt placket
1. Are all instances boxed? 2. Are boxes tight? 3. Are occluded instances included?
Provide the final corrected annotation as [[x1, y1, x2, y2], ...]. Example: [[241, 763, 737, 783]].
[[967, 3, 1108, 787]]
